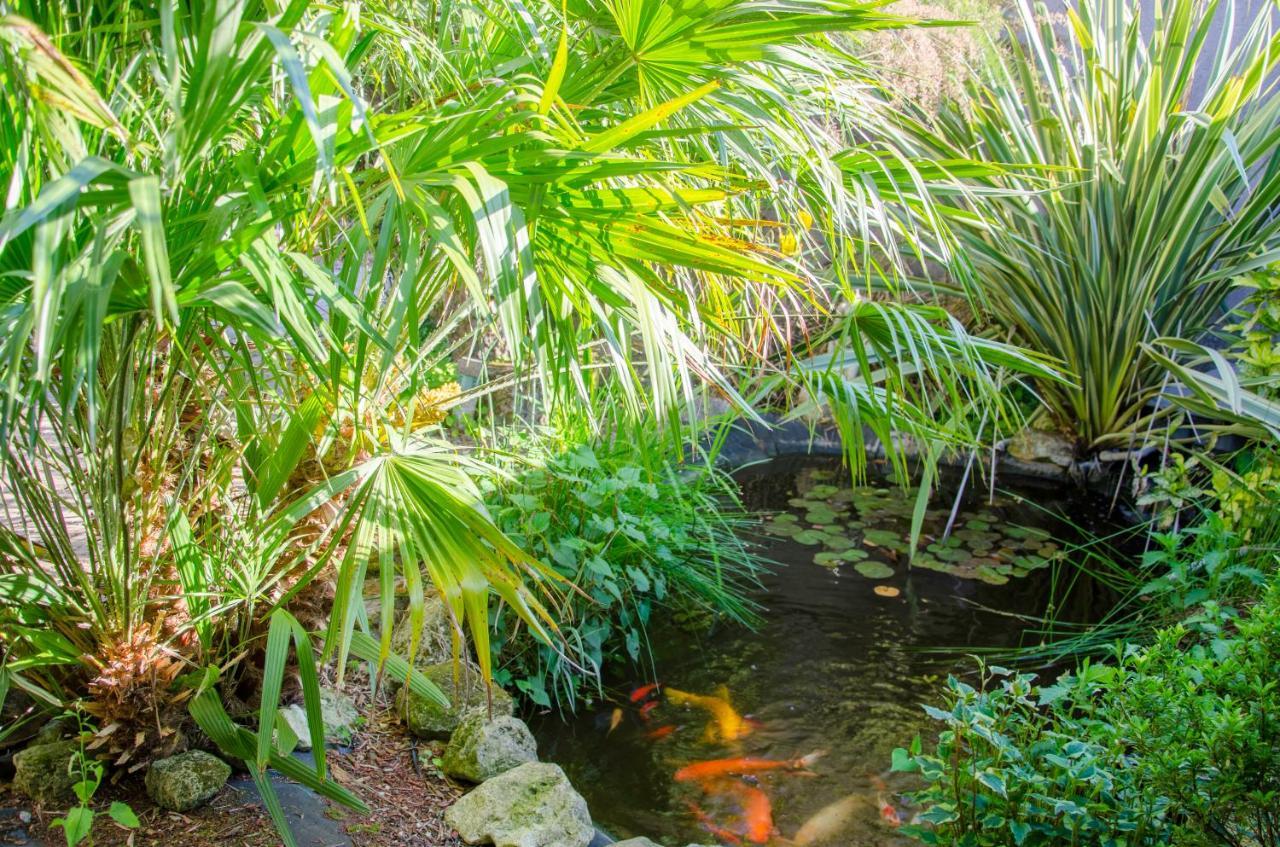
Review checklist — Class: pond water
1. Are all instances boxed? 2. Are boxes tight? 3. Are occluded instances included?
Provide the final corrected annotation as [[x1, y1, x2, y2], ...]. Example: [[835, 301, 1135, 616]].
[[532, 455, 1112, 847]]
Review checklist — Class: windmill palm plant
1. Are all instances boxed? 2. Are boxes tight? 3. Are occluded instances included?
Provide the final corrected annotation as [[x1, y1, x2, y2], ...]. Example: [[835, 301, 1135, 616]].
[[1, 0, 1058, 839], [870, 0, 1280, 450]]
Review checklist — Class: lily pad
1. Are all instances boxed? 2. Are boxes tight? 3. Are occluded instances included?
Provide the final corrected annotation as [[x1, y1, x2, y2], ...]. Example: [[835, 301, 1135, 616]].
[[976, 566, 1009, 585], [873, 585, 901, 598], [1013, 554, 1050, 571], [813, 551, 844, 568], [862, 529, 904, 547], [853, 561, 895, 580], [1005, 525, 1050, 542], [793, 529, 827, 545], [911, 555, 951, 573], [822, 535, 856, 552]]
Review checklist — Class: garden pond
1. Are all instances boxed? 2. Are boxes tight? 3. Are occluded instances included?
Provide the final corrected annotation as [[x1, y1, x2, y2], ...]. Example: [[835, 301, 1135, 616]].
[[532, 455, 1115, 846]]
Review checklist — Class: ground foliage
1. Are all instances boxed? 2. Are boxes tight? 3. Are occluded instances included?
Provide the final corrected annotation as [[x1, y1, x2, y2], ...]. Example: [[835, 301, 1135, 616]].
[[483, 424, 760, 709]]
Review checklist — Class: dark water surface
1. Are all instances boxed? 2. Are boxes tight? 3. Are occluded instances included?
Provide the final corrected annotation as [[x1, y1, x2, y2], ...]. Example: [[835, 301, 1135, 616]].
[[533, 456, 1110, 846]]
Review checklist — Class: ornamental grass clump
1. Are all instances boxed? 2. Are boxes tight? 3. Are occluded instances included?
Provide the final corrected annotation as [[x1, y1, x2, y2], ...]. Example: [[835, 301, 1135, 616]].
[[883, 0, 1280, 449]]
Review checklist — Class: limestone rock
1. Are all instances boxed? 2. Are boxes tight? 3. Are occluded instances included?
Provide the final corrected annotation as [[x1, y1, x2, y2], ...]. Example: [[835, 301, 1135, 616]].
[[1006, 428, 1076, 468], [612, 840, 663, 847], [444, 762, 593, 847], [145, 750, 231, 812], [441, 714, 537, 782], [388, 596, 455, 672], [33, 716, 72, 745], [397, 662, 513, 740], [280, 688, 360, 750], [12, 740, 78, 805]]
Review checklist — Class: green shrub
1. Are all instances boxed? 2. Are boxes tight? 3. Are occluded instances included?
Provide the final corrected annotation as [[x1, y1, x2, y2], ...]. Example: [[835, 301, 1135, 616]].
[[482, 428, 760, 709], [898, 585, 1280, 847], [896, 665, 1171, 846]]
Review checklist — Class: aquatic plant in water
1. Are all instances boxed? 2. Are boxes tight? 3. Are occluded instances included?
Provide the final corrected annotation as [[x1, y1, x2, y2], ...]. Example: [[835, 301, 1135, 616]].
[[764, 468, 1063, 584]]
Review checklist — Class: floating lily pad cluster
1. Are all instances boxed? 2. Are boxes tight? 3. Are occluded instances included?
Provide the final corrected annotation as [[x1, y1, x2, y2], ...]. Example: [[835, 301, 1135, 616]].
[[761, 469, 1065, 584]]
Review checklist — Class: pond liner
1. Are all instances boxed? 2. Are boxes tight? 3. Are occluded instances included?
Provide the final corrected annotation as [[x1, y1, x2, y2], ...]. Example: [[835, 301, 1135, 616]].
[[0, 809, 37, 846], [706, 412, 1152, 492]]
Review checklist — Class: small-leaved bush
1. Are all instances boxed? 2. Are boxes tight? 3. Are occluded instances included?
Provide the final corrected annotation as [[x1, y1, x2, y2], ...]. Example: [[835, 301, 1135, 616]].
[[898, 584, 1280, 847], [895, 665, 1171, 846], [482, 428, 761, 709]]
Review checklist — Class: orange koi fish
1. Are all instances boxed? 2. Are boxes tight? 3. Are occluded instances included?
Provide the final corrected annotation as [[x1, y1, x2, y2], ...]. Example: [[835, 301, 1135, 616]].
[[639, 700, 660, 721], [645, 724, 677, 741], [687, 801, 743, 846], [630, 683, 660, 703], [665, 686, 751, 741], [721, 781, 776, 845], [607, 707, 623, 735], [674, 751, 825, 783]]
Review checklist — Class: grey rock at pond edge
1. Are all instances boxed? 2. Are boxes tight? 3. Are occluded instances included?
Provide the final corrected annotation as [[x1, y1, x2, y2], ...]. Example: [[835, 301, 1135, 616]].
[[145, 750, 231, 812], [444, 761, 593, 847], [441, 714, 538, 782], [611, 840, 662, 847], [388, 596, 456, 675], [279, 687, 360, 750], [12, 740, 79, 805], [397, 662, 513, 740], [1005, 428, 1076, 468], [33, 717, 72, 745]]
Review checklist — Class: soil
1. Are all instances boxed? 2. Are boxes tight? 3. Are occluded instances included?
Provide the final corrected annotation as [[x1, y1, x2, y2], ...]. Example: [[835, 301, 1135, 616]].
[[2, 706, 462, 847]]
